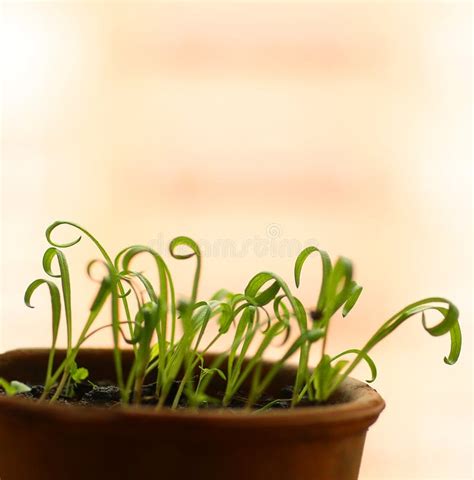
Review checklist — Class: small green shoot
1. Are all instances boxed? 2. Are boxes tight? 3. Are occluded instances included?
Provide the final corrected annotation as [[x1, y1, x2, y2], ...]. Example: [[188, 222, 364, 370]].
[[0, 378, 31, 396]]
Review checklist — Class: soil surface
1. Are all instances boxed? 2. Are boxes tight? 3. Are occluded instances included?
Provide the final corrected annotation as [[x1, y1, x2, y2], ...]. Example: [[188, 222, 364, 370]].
[[1, 381, 334, 410]]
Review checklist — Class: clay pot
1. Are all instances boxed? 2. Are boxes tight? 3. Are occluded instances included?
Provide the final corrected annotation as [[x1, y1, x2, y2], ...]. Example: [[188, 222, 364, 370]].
[[0, 349, 384, 480]]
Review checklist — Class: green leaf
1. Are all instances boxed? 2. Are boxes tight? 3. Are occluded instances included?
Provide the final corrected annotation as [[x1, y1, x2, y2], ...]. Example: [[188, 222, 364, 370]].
[[1, 378, 19, 396], [46, 221, 82, 248], [0, 378, 31, 395], [217, 302, 234, 334], [46, 221, 113, 267], [444, 320, 462, 365], [326, 257, 353, 312], [331, 349, 377, 383], [273, 295, 290, 325], [342, 283, 363, 317], [42, 247, 73, 350], [376, 298, 461, 363], [245, 273, 279, 306], [24, 279, 62, 381], [119, 246, 173, 382], [169, 236, 201, 260], [42, 248, 62, 278], [313, 355, 350, 401], [245, 272, 307, 332], [69, 360, 89, 383], [226, 306, 256, 380], [125, 271, 159, 304], [327, 297, 463, 401], [10, 381, 32, 394], [294, 246, 332, 312], [90, 277, 111, 313], [421, 303, 459, 337], [191, 302, 212, 332], [71, 367, 89, 383], [169, 236, 202, 308], [254, 281, 281, 306]]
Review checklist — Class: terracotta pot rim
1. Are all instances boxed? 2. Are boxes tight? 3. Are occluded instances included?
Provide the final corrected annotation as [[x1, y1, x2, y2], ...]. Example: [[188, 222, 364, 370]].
[[0, 348, 385, 427]]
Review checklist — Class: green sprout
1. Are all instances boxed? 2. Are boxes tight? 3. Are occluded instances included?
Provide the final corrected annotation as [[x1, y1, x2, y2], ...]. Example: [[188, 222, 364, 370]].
[[0, 379, 31, 396], [14, 220, 461, 409]]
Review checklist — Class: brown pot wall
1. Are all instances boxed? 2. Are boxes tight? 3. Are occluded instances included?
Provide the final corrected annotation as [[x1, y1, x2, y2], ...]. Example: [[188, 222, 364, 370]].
[[0, 349, 385, 480]]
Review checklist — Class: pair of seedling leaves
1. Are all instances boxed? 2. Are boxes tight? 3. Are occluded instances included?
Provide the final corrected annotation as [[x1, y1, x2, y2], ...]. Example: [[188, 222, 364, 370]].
[[0, 361, 88, 398]]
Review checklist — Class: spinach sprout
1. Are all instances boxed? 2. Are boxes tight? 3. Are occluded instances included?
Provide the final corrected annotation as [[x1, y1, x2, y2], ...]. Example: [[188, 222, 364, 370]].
[[14, 221, 461, 408]]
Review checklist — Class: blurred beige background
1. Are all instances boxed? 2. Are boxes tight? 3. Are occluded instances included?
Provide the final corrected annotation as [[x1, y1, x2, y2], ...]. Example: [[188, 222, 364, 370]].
[[1, 2, 472, 479]]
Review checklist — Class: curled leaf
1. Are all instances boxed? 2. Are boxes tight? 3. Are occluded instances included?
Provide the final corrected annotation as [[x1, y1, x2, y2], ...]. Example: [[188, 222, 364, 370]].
[[294, 246, 332, 312], [330, 348, 377, 383], [169, 236, 201, 260]]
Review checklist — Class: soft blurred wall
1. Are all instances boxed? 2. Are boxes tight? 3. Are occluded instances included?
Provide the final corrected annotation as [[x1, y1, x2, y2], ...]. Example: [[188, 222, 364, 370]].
[[1, 2, 472, 479]]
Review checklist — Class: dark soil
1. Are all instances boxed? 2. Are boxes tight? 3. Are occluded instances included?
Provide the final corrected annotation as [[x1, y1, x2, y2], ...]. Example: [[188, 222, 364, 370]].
[[1, 381, 331, 410]]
